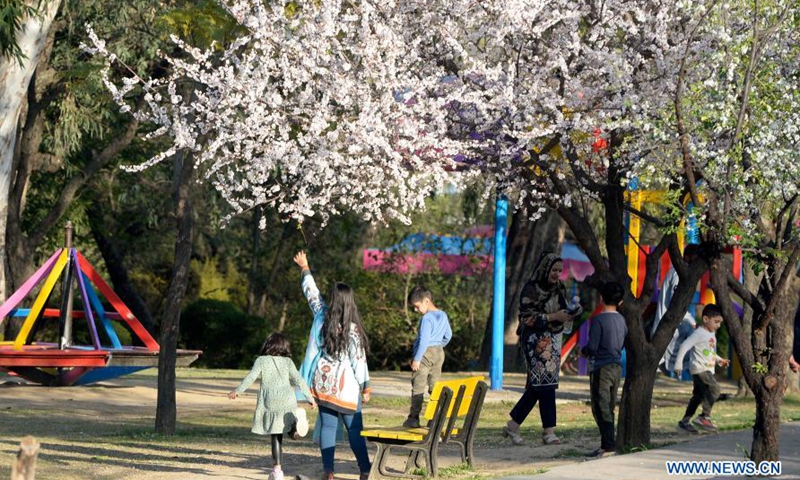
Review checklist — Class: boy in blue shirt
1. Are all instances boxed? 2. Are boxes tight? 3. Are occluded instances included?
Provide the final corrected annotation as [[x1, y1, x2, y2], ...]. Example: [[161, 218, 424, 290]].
[[581, 281, 627, 458], [403, 286, 453, 428]]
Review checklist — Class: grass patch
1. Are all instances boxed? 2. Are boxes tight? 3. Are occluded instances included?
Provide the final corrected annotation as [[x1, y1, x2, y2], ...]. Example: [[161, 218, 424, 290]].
[[556, 447, 588, 458]]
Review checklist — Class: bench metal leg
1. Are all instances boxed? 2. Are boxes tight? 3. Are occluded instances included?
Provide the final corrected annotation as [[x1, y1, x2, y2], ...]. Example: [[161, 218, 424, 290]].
[[450, 438, 474, 466], [428, 449, 437, 477], [373, 443, 391, 479], [373, 444, 429, 479], [403, 451, 413, 473]]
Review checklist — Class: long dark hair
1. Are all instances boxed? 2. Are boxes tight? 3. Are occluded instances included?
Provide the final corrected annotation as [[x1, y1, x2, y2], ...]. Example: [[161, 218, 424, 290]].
[[260, 332, 292, 357], [322, 283, 369, 358]]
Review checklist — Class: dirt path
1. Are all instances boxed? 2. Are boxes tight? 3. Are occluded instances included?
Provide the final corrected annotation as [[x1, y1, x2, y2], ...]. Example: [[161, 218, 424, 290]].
[[0, 370, 741, 479]]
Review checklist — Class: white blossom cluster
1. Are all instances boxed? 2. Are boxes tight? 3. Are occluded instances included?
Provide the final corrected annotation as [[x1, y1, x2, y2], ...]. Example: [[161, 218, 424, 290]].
[[394, 0, 800, 241], [85, 0, 799, 241], [84, 0, 477, 225]]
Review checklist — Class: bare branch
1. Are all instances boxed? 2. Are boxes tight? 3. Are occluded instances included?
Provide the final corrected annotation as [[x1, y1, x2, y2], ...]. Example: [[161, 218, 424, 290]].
[[726, 269, 765, 313], [29, 118, 140, 247], [635, 233, 673, 310], [759, 244, 800, 331], [674, 0, 720, 210]]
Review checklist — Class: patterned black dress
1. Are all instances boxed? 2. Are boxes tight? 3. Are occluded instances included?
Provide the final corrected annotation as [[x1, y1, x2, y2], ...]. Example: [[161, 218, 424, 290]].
[[517, 253, 568, 391]]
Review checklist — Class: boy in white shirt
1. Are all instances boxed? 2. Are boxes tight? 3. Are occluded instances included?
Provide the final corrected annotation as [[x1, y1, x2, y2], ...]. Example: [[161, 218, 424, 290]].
[[675, 304, 730, 433]]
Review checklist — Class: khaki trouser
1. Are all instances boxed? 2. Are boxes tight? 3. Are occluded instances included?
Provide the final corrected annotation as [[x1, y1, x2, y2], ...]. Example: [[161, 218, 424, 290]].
[[412, 346, 445, 395], [590, 363, 621, 450]]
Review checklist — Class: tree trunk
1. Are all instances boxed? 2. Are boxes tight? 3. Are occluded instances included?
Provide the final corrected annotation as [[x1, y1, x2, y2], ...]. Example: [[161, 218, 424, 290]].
[[86, 201, 155, 334], [245, 207, 263, 315], [615, 308, 659, 450], [710, 255, 789, 463], [479, 207, 564, 370], [752, 385, 781, 463], [736, 262, 761, 397], [154, 152, 195, 435], [0, 0, 62, 303]]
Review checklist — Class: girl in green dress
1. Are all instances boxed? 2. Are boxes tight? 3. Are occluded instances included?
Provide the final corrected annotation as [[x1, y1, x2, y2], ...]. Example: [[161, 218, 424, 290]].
[[230, 332, 316, 480]]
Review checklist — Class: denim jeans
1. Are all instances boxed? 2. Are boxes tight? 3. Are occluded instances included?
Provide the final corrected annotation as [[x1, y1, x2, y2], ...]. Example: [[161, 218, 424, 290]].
[[318, 404, 371, 474]]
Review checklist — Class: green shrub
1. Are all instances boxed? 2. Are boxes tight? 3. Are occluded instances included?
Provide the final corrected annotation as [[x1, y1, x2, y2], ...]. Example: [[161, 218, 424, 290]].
[[180, 299, 275, 368]]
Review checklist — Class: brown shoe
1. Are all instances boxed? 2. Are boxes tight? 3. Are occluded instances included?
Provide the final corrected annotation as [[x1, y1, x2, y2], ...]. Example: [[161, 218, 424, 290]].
[[321, 472, 334, 480], [359, 473, 370, 480]]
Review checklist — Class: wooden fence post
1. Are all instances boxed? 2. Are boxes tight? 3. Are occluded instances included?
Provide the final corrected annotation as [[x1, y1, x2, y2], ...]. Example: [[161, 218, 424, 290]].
[[11, 436, 39, 480]]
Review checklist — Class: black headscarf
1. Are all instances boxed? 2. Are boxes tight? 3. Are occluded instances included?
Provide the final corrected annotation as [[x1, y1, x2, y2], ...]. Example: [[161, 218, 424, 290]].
[[531, 252, 563, 291], [518, 252, 566, 325]]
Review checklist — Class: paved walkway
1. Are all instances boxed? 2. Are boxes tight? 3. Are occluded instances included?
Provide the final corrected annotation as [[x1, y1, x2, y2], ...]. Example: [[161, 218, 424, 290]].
[[500, 422, 800, 480]]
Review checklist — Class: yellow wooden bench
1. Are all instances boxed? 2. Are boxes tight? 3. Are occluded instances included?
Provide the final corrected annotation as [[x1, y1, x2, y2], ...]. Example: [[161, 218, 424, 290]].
[[361, 376, 488, 478]]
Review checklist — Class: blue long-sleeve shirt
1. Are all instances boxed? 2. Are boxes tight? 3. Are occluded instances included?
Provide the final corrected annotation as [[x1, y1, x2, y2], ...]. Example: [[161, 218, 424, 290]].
[[412, 310, 452, 362], [581, 311, 627, 372]]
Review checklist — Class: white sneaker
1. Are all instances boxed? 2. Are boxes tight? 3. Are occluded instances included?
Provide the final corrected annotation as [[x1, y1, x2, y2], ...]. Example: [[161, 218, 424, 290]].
[[294, 408, 309, 438], [269, 468, 284, 480]]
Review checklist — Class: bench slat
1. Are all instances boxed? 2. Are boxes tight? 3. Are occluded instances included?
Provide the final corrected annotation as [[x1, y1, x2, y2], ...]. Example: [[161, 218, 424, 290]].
[[361, 426, 460, 441], [423, 376, 484, 420]]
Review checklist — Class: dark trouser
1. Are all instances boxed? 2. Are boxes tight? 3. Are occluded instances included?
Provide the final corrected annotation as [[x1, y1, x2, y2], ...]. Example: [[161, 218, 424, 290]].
[[684, 371, 720, 419], [318, 404, 371, 474], [271, 434, 283, 466], [590, 363, 621, 450], [409, 346, 445, 419], [509, 387, 556, 429]]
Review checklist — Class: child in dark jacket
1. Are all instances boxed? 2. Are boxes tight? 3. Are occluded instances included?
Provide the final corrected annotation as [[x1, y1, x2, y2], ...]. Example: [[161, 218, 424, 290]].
[[581, 281, 627, 458]]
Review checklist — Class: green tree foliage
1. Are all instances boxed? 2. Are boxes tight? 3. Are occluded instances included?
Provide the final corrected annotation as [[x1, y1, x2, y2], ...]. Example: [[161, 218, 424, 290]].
[[0, 0, 37, 63], [180, 299, 273, 369], [173, 188, 494, 370]]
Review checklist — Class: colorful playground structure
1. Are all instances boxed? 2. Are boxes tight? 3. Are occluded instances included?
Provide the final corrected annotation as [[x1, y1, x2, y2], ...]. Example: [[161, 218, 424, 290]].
[[560, 185, 745, 379], [0, 224, 199, 386]]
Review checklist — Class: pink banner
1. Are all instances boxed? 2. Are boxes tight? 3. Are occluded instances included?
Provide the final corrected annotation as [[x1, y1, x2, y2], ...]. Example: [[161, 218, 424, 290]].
[[363, 250, 492, 276]]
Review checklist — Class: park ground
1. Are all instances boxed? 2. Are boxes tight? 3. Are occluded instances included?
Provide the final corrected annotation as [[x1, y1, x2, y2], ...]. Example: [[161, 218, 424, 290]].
[[1, 369, 800, 480]]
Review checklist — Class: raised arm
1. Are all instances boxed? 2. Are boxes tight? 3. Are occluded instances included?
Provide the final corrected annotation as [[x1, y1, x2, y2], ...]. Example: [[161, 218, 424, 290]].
[[519, 283, 549, 331], [295, 251, 325, 315]]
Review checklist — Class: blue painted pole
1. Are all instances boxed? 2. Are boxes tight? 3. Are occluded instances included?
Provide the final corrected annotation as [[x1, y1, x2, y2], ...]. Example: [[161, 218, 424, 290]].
[[491, 194, 509, 390], [686, 202, 700, 245]]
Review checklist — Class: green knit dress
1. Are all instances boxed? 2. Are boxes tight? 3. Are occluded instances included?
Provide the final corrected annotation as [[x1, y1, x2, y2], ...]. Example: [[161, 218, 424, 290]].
[[235, 355, 313, 435]]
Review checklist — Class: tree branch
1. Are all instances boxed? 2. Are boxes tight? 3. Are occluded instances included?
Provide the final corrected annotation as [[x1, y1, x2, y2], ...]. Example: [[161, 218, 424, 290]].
[[727, 269, 765, 313], [29, 118, 140, 246], [710, 258, 757, 387], [635, 233, 673, 311], [622, 202, 665, 229], [674, 1, 720, 211], [758, 244, 800, 332]]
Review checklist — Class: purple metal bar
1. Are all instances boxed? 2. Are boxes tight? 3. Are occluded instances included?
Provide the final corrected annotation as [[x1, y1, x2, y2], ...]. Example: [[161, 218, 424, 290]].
[[0, 249, 63, 323], [72, 249, 102, 349], [578, 319, 591, 375]]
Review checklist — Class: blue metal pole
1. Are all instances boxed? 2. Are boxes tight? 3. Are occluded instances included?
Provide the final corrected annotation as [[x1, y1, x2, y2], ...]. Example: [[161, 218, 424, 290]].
[[686, 202, 700, 245], [491, 194, 508, 390]]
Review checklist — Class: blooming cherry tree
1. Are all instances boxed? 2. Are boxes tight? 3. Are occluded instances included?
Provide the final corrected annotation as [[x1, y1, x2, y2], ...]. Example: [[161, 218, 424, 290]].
[[395, 0, 800, 461], [85, 0, 476, 226], [88, 0, 799, 459]]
